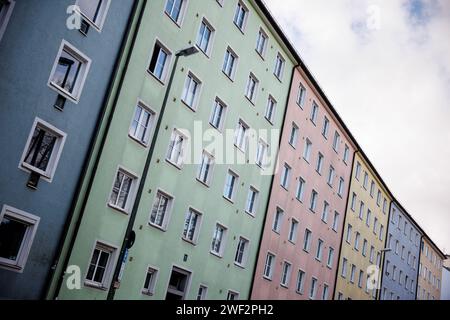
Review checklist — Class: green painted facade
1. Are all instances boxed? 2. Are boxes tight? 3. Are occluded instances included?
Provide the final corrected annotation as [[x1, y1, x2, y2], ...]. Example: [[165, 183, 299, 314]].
[[52, 0, 295, 300]]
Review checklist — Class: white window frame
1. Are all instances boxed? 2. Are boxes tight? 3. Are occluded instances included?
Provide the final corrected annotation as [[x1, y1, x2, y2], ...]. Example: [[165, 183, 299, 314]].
[[255, 139, 268, 168], [233, 0, 249, 32], [147, 39, 172, 84], [288, 218, 299, 244], [296, 177, 306, 202], [197, 150, 215, 186], [223, 169, 239, 202], [280, 261, 292, 287], [297, 84, 306, 108], [265, 95, 277, 124], [333, 131, 341, 152], [210, 223, 228, 257], [234, 119, 249, 152], [234, 236, 250, 268], [84, 240, 118, 290], [280, 163, 291, 190], [288, 122, 299, 148], [181, 71, 202, 111], [245, 185, 259, 216], [148, 189, 174, 231], [327, 166, 335, 186], [47, 40, 91, 103], [107, 166, 139, 214], [272, 207, 284, 234], [274, 52, 285, 81], [0, 205, 40, 273], [255, 27, 268, 58], [0, 0, 15, 42], [303, 229, 312, 252], [209, 97, 227, 131], [227, 290, 240, 300], [303, 139, 312, 162], [182, 207, 202, 244], [166, 128, 188, 168], [245, 72, 259, 104], [19, 117, 67, 182], [263, 252, 276, 280], [74, 0, 111, 32], [164, 0, 188, 26], [296, 269, 306, 294], [197, 285, 208, 300], [141, 265, 159, 296], [128, 100, 156, 147], [196, 17, 215, 57], [327, 247, 334, 268], [222, 46, 238, 80]]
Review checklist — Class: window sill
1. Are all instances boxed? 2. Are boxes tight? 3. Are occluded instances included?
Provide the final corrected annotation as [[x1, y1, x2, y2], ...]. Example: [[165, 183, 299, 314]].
[[222, 195, 235, 204], [146, 70, 166, 86], [148, 222, 167, 232], [234, 262, 246, 269], [274, 74, 283, 83], [164, 12, 182, 28], [244, 95, 256, 106], [48, 82, 79, 104], [264, 117, 274, 126], [84, 281, 108, 291], [297, 102, 304, 109], [181, 99, 197, 112], [20, 163, 52, 182], [141, 290, 154, 296], [280, 185, 289, 192], [233, 22, 246, 35], [196, 178, 210, 188], [107, 203, 129, 215], [182, 237, 197, 246], [210, 251, 223, 259], [128, 134, 149, 148], [0, 261, 24, 273], [165, 159, 183, 170], [262, 275, 273, 282], [244, 210, 255, 218], [75, 9, 103, 32], [280, 284, 289, 289], [222, 70, 235, 82], [288, 240, 296, 245], [234, 144, 246, 154]]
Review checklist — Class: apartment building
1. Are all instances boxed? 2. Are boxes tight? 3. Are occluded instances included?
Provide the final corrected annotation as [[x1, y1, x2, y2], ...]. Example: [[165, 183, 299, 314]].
[[0, 0, 135, 299], [417, 236, 445, 300], [251, 66, 356, 300], [334, 151, 391, 300], [380, 202, 421, 300], [52, 0, 297, 300]]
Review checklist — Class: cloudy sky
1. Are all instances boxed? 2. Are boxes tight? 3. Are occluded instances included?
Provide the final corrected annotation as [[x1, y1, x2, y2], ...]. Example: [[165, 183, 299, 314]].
[[264, 0, 450, 254]]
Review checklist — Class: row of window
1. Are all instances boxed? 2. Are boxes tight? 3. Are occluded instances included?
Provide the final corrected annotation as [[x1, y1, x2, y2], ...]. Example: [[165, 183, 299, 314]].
[[419, 263, 441, 289], [386, 235, 418, 269], [350, 194, 386, 241], [344, 224, 382, 264], [263, 252, 331, 300], [354, 163, 388, 213], [417, 285, 436, 300], [384, 261, 416, 293], [390, 209, 420, 248], [340, 257, 378, 298], [422, 243, 442, 269]]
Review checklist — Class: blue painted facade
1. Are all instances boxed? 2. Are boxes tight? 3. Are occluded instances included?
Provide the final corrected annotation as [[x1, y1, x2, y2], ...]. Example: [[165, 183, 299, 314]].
[[381, 202, 421, 300], [0, 0, 134, 299]]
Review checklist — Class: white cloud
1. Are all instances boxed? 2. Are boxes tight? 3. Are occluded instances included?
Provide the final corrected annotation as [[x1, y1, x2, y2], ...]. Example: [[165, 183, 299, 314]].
[[264, 0, 450, 253]]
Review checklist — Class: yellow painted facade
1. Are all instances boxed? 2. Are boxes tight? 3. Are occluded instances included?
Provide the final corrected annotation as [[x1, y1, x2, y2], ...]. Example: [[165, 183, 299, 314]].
[[334, 152, 391, 300], [417, 237, 444, 300]]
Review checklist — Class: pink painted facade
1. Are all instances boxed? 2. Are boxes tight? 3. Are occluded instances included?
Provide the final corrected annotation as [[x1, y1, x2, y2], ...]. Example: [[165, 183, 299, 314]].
[[251, 67, 356, 300]]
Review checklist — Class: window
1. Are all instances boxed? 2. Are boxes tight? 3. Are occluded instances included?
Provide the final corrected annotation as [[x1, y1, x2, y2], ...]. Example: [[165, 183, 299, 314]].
[[358, 270, 364, 288], [211, 224, 227, 256], [197, 151, 214, 185], [129, 102, 154, 145], [315, 153, 324, 174], [296, 270, 306, 294], [164, 0, 186, 25], [321, 201, 329, 223], [363, 172, 369, 189], [327, 247, 334, 268], [383, 199, 388, 214], [370, 181, 375, 197], [289, 123, 299, 147], [345, 224, 352, 243], [333, 131, 340, 152], [182, 208, 201, 243], [245, 73, 259, 103], [322, 284, 329, 300], [196, 19, 214, 55], [149, 191, 173, 229], [0, 0, 15, 42], [322, 117, 330, 138], [245, 186, 259, 216], [142, 267, 158, 296], [274, 53, 285, 80], [379, 225, 384, 241], [85, 241, 117, 289], [303, 139, 312, 162], [338, 292, 344, 300], [310, 102, 319, 124], [332, 212, 339, 232], [309, 190, 318, 213], [148, 41, 171, 82], [222, 47, 238, 80], [377, 191, 382, 207], [343, 144, 350, 164], [227, 290, 239, 300], [316, 239, 324, 261], [0, 205, 40, 272], [280, 163, 291, 189], [341, 258, 348, 278], [210, 97, 226, 130], [350, 264, 356, 283], [235, 120, 249, 151], [288, 219, 299, 243], [233, 1, 248, 32], [296, 177, 306, 202], [354, 232, 361, 251], [327, 166, 335, 186], [338, 177, 345, 197], [272, 208, 284, 233], [48, 41, 91, 102], [223, 170, 239, 201], [263, 253, 275, 279], [166, 129, 187, 167], [280, 261, 292, 287], [297, 84, 307, 108], [309, 278, 318, 300], [373, 217, 378, 234], [20, 118, 67, 181], [256, 139, 268, 168], [370, 246, 375, 263], [109, 168, 137, 212], [264, 95, 277, 123], [255, 28, 268, 57], [197, 285, 208, 300], [303, 229, 312, 252], [166, 267, 191, 300], [355, 162, 362, 180], [359, 201, 365, 220], [351, 193, 357, 211], [76, 0, 110, 31], [181, 72, 201, 110], [366, 209, 371, 227], [234, 237, 249, 267], [362, 239, 368, 256]]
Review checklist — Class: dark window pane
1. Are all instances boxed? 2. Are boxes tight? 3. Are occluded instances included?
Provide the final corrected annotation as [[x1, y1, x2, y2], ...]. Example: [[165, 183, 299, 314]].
[[52, 50, 82, 94], [78, 0, 102, 22], [24, 127, 57, 172], [0, 216, 28, 261]]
